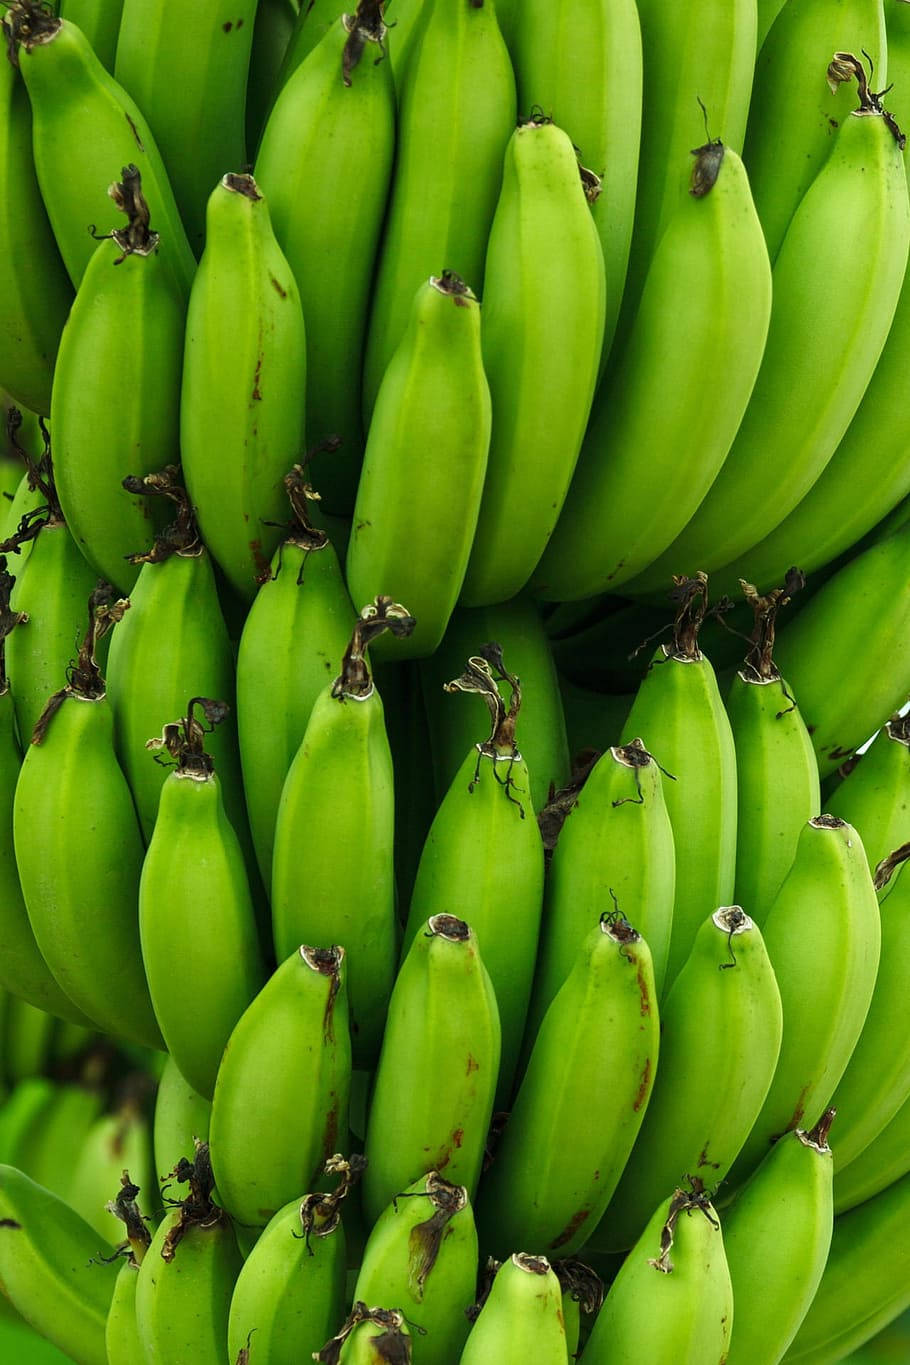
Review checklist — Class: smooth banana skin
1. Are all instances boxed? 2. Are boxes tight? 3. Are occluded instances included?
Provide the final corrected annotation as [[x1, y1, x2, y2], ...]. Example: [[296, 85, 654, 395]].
[[3, 3, 195, 292], [743, 0, 888, 263], [373, 655, 438, 911], [583, 1185, 733, 1364], [360, 0, 515, 418], [69, 1099, 155, 1244], [783, 1169, 910, 1362], [272, 0, 369, 90], [236, 466, 355, 890], [153, 1053, 211, 1181], [458, 1253, 568, 1364], [59, 0, 124, 70], [180, 173, 307, 601], [25, 1081, 104, 1200], [623, 59, 910, 594], [401, 651, 545, 1107], [2, 996, 56, 1082], [140, 699, 266, 1099], [209, 945, 352, 1230], [271, 599, 413, 1066], [458, 117, 605, 606], [105, 1259, 143, 1365], [353, 1171, 478, 1365], [722, 1112, 835, 1364], [527, 739, 675, 1030], [0, 51, 72, 417], [115, 0, 257, 254], [255, 6, 396, 512], [245, 0, 298, 153], [833, 1084, 910, 1213], [0, 1163, 120, 1365], [0, 1076, 55, 1167], [727, 575, 822, 923], [349, 275, 492, 661], [591, 906, 782, 1254], [316, 1304, 412, 1363], [618, 575, 739, 993], [51, 167, 184, 594], [725, 815, 881, 1188], [772, 520, 910, 778], [477, 914, 659, 1260], [533, 140, 771, 602], [826, 715, 910, 883], [757, 0, 789, 48], [361, 914, 501, 1228]]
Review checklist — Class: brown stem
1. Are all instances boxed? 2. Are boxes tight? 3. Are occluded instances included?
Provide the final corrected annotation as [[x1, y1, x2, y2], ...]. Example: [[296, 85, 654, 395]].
[[145, 696, 229, 776], [331, 597, 416, 700], [31, 584, 128, 743], [738, 567, 805, 682], [122, 465, 203, 562]]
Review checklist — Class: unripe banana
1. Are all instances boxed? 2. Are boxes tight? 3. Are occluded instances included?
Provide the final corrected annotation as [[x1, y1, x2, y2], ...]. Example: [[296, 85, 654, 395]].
[[106, 1258, 143, 1365], [153, 1053, 211, 1181], [833, 1085, 910, 1213], [245, 0, 298, 153], [59, 0, 124, 71], [0, 1076, 55, 1169], [757, 0, 788, 49], [362, 914, 501, 1228], [553, 1260, 604, 1361], [69, 1095, 155, 1245], [3, 997, 55, 1083], [458, 1254, 568, 1364], [826, 715, 910, 881], [26, 1080, 104, 1199], [209, 945, 352, 1231], [316, 1304, 412, 1364]]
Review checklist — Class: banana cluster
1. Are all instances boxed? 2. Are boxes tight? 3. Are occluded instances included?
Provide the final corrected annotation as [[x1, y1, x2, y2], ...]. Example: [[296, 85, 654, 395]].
[[2, 0, 910, 1361]]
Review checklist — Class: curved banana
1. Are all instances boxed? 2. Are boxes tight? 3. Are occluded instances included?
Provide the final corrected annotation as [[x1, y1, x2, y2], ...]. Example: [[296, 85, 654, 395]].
[[69, 1097, 155, 1244], [315, 1304, 412, 1364], [826, 714, 910, 882], [361, 913, 501, 1228], [361, 0, 515, 417], [458, 115, 605, 606], [271, 597, 414, 1067], [477, 911, 659, 1260], [208, 944, 352, 1231], [2, 997, 55, 1083], [459, 1254, 568, 1364], [401, 650, 545, 1106], [153, 1053, 212, 1181], [0, 1076, 55, 1167], [140, 698, 265, 1100], [757, 0, 789, 49], [348, 274, 492, 661], [3, 1, 195, 291], [25, 1080, 104, 1199], [726, 574, 821, 922], [532, 137, 771, 602], [833, 1086, 910, 1213], [50, 166, 184, 594], [58, 0, 124, 71], [254, 4, 396, 511]]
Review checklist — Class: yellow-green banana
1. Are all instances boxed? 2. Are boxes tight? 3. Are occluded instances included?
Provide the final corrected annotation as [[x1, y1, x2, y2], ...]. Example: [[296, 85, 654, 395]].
[[69, 1096, 155, 1245], [104, 1173, 153, 1365], [826, 715, 910, 880], [152, 1053, 211, 1181], [833, 1085, 910, 1213], [458, 1254, 568, 1364], [3, 997, 55, 1083], [25, 1080, 104, 1200], [0, 1076, 55, 1168]]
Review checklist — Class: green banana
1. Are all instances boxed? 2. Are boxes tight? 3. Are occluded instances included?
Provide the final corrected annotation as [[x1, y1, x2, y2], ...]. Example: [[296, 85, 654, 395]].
[[104, 1175, 153, 1365], [583, 1184, 733, 1364], [477, 910, 659, 1259], [353, 1170, 478, 1365], [236, 464, 355, 890], [58, 0, 124, 70], [69, 1096, 155, 1245], [0, 1076, 55, 1167], [458, 1254, 568, 1364], [833, 1085, 910, 1213], [50, 166, 184, 594], [722, 1112, 835, 1364], [401, 649, 545, 1106], [26, 1080, 104, 1200], [826, 715, 910, 881], [3, 1, 195, 291], [208, 944, 352, 1230], [757, 0, 789, 48], [254, 3, 396, 511], [2, 997, 55, 1083], [271, 597, 414, 1067], [725, 814, 881, 1188], [458, 115, 605, 606], [361, 0, 515, 417], [553, 1260, 604, 1361], [373, 654, 437, 911], [533, 136, 772, 602], [139, 697, 265, 1099], [315, 1304, 412, 1364], [272, 0, 371, 91], [152, 1053, 211, 1181], [361, 913, 500, 1228], [245, 0, 298, 153], [726, 574, 822, 922], [179, 172, 307, 602]]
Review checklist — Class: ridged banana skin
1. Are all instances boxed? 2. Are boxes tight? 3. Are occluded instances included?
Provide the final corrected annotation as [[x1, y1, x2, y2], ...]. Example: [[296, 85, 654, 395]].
[[528, 744, 675, 1032], [833, 1087, 910, 1213], [722, 1126, 834, 1364], [58, 0, 124, 71], [583, 1191, 733, 1365], [743, 0, 888, 263], [348, 277, 492, 661], [401, 746, 545, 1108], [254, 16, 396, 512], [153, 1054, 211, 1181], [459, 1254, 569, 1365], [0, 1163, 120, 1365], [458, 119, 605, 606], [9, 15, 195, 292], [68, 1106, 155, 1244], [727, 672, 821, 924], [12, 695, 163, 1050], [115, 0, 257, 254], [533, 144, 771, 602], [477, 918, 659, 1260], [353, 1174, 479, 1365], [726, 816, 881, 1188], [783, 1170, 910, 1362], [620, 646, 738, 994], [826, 720, 910, 883], [0, 54, 72, 417], [180, 175, 307, 602], [625, 102, 910, 594], [227, 1195, 347, 1364], [140, 770, 265, 1099], [592, 909, 782, 1254], [50, 236, 184, 594], [105, 1259, 142, 1365], [134, 1204, 243, 1365], [772, 524, 910, 778], [361, 918, 501, 1228], [360, 0, 516, 417], [208, 946, 352, 1230], [271, 683, 398, 1069]]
